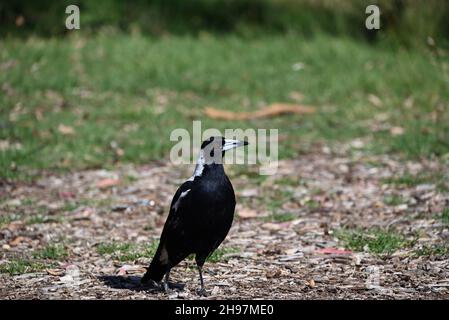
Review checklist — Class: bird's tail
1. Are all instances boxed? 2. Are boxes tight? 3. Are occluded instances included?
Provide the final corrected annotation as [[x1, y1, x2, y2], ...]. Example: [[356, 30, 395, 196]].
[[141, 248, 167, 283]]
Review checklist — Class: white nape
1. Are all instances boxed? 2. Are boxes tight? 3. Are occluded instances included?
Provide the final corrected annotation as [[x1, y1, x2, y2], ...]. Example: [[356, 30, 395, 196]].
[[188, 150, 205, 181]]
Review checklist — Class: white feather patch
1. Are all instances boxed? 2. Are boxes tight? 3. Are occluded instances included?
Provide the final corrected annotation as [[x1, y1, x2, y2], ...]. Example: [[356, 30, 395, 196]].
[[173, 189, 191, 211]]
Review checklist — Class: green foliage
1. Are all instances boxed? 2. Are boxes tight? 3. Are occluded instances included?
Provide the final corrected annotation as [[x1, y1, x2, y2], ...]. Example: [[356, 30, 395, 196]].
[[264, 212, 296, 222], [383, 195, 405, 206], [0, 214, 21, 228], [440, 208, 449, 225], [1, 0, 448, 45], [1, 32, 448, 181], [33, 244, 68, 260], [335, 228, 411, 254], [274, 177, 299, 187], [382, 174, 430, 187], [97, 241, 158, 261], [0, 259, 47, 275], [382, 173, 449, 192], [187, 247, 240, 263], [207, 247, 240, 263], [415, 245, 449, 257], [26, 215, 50, 225]]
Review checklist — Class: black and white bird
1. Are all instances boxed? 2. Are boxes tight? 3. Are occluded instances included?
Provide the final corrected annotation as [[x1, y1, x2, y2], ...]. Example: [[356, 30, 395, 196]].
[[141, 136, 248, 295]]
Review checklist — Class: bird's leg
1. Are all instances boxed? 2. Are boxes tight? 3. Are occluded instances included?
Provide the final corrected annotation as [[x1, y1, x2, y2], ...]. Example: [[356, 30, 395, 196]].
[[163, 269, 170, 293], [196, 265, 209, 297]]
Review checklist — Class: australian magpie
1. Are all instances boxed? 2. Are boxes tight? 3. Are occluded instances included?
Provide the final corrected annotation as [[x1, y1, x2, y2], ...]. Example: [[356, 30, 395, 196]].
[[141, 136, 248, 296]]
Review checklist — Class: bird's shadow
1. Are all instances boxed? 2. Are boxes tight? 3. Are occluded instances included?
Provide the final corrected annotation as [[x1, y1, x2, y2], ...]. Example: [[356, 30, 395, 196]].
[[98, 275, 185, 293]]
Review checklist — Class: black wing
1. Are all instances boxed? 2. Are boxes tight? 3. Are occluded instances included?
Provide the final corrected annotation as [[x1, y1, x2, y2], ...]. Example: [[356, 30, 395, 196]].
[[141, 178, 195, 282], [162, 179, 195, 233]]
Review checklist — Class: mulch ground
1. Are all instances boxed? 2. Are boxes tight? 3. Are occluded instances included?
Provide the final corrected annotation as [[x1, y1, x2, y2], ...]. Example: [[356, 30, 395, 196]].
[[1, 150, 448, 299]]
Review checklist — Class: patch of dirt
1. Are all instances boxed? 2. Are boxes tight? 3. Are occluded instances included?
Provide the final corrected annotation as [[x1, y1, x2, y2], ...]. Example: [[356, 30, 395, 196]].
[[1, 152, 448, 299]]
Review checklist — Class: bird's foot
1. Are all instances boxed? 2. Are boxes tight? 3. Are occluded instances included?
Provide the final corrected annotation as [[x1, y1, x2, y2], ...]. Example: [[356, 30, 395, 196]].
[[162, 282, 170, 294], [169, 282, 185, 290], [160, 282, 185, 293], [196, 288, 209, 297], [140, 279, 158, 288]]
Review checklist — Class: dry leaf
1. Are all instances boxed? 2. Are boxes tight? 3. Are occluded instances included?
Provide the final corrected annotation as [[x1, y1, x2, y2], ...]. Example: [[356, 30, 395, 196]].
[[266, 269, 282, 278], [9, 236, 30, 247], [0, 140, 22, 151], [292, 62, 305, 71], [289, 91, 304, 102], [350, 139, 365, 149], [59, 191, 75, 199], [116, 266, 128, 276], [58, 124, 75, 135], [204, 103, 315, 120], [316, 248, 352, 255], [15, 15, 25, 27], [390, 126, 405, 136], [0, 140, 10, 151], [307, 279, 316, 288], [47, 269, 65, 276], [96, 178, 120, 189], [368, 94, 383, 107], [35, 108, 44, 121], [284, 248, 299, 255], [115, 148, 125, 157], [238, 208, 258, 219], [261, 223, 282, 231], [116, 265, 146, 276], [240, 188, 258, 197], [211, 286, 221, 296]]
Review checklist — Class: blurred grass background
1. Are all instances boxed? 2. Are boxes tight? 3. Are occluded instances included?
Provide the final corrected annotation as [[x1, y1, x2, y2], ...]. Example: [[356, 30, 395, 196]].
[[1, 0, 448, 181], [2, 0, 449, 45]]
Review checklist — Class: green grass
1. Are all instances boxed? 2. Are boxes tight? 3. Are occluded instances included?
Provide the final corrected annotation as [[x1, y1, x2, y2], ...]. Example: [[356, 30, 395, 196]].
[[383, 194, 405, 206], [1, 211, 63, 228], [274, 177, 300, 187], [262, 189, 294, 211], [382, 174, 430, 187], [305, 199, 321, 210], [264, 212, 296, 223], [1, 34, 448, 181], [97, 241, 238, 263], [415, 245, 449, 257], [26, 215, 49, 225], [440, 208, 449, 225], [61, 202, 80, 212], [206, 247, 240, 263], [97, 241, 158, 262], [0, 259, 47, 275], [21, 198, 35, 206], [26, 214, 63, 225], [186, 246, 240, 263], [33, 244, 68, 260], [381, 172, 449, 192], [335, 228, 411, 255], [0, 214, 21, 228]]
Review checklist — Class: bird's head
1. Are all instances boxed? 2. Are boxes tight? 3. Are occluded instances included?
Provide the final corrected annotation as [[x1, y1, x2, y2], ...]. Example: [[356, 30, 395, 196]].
[[200, 136, 248, 164]]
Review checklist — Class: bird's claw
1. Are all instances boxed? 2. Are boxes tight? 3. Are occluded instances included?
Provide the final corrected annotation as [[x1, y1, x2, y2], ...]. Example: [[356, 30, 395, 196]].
[[162, 283, 171, 294], [196, 288, 209, 297]]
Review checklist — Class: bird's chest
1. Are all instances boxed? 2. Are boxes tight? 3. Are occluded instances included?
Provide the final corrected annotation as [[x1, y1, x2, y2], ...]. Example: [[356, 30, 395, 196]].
[[188, 180, 235, 226]]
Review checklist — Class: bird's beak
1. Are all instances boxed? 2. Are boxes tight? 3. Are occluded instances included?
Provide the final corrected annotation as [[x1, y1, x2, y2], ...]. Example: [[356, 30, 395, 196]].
[[223, 139, 249, 151]]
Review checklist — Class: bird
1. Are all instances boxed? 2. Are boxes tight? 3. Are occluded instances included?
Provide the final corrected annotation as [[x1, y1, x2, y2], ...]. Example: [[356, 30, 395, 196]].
[[141, 136, 248, 296]]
